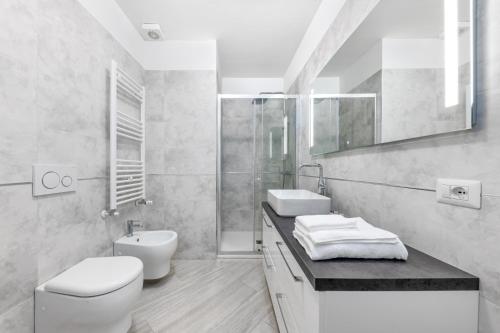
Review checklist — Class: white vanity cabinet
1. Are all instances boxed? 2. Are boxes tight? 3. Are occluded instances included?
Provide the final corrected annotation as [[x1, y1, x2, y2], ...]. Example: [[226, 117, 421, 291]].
[[262, 213, 276, 306], [262, 209, 479, 333], [263, 211, 318, 333]]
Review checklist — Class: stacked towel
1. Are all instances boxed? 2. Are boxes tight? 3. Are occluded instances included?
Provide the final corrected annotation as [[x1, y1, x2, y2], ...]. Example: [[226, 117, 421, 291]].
[[293, 215, 408, 261], [295, 217, 399, 245], [295, 214, 358, 232]]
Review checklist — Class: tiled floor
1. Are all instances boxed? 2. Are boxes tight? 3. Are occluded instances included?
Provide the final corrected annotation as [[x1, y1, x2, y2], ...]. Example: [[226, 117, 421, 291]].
[[220, 231, 255, 252], [130, 259, 278, 333]]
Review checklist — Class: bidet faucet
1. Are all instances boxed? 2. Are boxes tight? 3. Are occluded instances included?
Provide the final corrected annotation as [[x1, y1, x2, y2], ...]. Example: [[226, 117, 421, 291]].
[[298, 163, 327, 196], [127, 220, 143, 237]]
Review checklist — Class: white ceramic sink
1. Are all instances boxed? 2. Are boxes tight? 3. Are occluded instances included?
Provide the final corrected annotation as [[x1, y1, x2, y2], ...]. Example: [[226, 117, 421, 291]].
[[114, 231, 177, 280], [268, 189, 331, 217]]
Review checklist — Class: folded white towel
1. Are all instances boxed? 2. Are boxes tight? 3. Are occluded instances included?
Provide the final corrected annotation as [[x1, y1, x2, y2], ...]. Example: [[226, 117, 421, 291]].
[[295, 214, 357, 232], [293, 228, 408, 261], [295, 218, 399, 245]]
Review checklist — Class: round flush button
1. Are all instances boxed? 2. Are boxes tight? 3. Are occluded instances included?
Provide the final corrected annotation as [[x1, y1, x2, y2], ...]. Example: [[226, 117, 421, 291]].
[[61, 176, 73, 187], [42, 171, 60, 189]]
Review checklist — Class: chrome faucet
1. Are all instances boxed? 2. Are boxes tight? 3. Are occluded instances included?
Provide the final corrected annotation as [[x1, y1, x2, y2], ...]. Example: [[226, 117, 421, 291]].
[[298, 163, 327, 196], [127, 220, 143, 237]]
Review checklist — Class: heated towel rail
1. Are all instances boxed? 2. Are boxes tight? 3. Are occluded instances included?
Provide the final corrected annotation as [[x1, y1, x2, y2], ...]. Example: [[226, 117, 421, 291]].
[[102, 60, 151, 218]]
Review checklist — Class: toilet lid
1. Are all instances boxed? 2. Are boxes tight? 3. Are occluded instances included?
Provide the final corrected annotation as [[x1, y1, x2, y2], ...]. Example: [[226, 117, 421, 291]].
[[44, 256, 143, 297]]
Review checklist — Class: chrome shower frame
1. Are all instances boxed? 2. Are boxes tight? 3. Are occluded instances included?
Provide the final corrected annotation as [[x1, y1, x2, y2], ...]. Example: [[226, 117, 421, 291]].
[[216, 94, 300, 257]]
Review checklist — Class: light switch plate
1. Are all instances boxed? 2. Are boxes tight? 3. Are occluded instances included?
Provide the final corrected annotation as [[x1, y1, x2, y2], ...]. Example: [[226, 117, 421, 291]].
[[33, 164, 77, 196], [436, 178, 481, 209]]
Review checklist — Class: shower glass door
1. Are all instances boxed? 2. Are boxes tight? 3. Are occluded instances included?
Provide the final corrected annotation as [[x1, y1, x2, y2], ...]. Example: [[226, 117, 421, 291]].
[[217, 95, 297, 255]]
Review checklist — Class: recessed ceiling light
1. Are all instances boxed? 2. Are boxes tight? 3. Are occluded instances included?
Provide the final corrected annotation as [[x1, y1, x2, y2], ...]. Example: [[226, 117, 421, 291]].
[[141, 23, 164, 41]]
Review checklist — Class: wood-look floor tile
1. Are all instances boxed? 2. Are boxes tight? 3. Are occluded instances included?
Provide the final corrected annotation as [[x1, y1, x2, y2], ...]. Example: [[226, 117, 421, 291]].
[[130, 259, 278, 333], [241, 262, 267, 291], [129, 318, 154, 333], [155, 281, 255, 332], [207, 287, 274, 333], [250, 321, 278, 333], [262, 310, 279, 331]]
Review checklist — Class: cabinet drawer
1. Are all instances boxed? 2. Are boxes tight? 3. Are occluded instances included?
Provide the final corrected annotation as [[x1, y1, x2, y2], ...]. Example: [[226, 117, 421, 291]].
[[262, 244, 276, 291], [273, 292, 300, 333], [262, 212, 276, 296], [262, 211, 274, 247], [272, 230, 306, 331]]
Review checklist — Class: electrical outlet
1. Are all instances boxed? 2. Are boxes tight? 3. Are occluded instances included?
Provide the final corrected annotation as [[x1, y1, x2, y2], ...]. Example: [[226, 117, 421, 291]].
[[436, 179, 481, 209]]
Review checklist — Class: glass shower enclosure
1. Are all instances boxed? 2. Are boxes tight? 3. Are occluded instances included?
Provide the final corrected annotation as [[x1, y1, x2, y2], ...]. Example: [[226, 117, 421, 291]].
[[217, 95, 297, 255]]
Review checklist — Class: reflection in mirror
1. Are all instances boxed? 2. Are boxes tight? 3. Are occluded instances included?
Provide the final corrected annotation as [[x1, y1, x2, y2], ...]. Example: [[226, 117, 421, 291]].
[[310, 94, 377, 154], [310, 0, 474, 155], [269, 127, 284, 161]]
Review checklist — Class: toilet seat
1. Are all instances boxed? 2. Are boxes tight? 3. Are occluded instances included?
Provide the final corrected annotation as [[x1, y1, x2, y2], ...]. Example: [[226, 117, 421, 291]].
[[44, 256, 143, 297], [35, 256, 143, 333]]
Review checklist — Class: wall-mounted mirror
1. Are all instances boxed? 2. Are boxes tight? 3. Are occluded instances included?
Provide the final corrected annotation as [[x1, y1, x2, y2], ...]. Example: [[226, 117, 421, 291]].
[[310, 0, 475, 155]]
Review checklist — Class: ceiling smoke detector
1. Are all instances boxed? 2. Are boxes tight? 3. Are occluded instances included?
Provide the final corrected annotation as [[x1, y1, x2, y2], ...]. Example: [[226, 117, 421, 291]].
[[141, 23, 164, 41]]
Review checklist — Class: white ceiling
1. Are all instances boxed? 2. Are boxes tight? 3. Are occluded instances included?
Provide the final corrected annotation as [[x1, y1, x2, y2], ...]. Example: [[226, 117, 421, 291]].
[[115, 0, 322, 77]]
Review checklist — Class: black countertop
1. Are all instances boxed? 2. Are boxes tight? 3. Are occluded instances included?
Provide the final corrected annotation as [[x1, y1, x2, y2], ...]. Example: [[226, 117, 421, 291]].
[[263, 202, 479, 291]]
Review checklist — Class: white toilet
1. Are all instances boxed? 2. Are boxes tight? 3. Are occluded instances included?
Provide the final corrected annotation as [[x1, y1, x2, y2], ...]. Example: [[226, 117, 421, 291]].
[[35, 256, 143, 333]]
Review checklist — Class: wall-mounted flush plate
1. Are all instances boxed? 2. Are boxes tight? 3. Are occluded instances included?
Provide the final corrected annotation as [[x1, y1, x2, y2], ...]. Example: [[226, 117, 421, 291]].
[[33, 164, 77, 196], [436, 178, 481, 209]]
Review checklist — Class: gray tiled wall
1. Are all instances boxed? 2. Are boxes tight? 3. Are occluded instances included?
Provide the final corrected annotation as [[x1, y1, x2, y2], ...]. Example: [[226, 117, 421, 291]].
[[143, 70, 217, 258], [0, 0, 145, 330], [220, 99, 256, 232], [289, 0, 500, 331]]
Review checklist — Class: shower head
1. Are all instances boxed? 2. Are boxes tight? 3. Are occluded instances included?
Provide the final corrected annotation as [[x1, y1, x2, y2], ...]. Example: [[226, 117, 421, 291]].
[[252, 98, 266, 105], [251, 92, 284, 105]]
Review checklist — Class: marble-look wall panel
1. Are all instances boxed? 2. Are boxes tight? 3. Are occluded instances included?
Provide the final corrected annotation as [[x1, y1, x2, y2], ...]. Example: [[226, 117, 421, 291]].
[[0, 0, 38, 184], [480, 297, 500, 333], [0, 0, 145, 329], [221, 173, 254, 232], [0, 186, 37, 315], [138, 175, 167, 230], [140, 175, 217, 259], [163, 175, 216, 259], [144, 70, 217, 258], [37, 179, 131, 282], [34, 0, 144, 278], [144, 70, 216, 175], [290, 0, 500, 331], [0, 299, 34, 333], [221, 99, 254, 173], [36, 0, 144, 179]]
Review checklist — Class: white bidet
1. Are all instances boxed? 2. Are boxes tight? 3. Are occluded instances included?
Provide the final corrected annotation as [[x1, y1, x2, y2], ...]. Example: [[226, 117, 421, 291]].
[[114, 230, 178, 279]]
